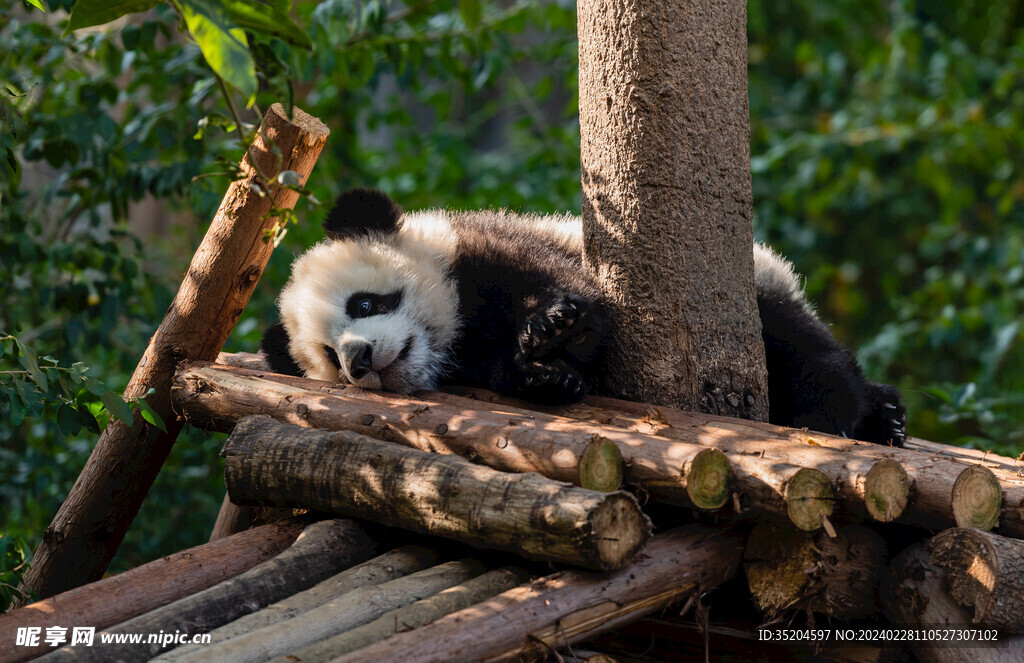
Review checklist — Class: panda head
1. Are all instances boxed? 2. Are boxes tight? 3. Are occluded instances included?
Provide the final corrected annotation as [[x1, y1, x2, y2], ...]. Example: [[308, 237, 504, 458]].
[[277, 188, 460, 393]]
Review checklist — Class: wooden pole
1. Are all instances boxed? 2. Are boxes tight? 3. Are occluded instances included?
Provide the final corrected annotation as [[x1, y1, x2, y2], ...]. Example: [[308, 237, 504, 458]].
[[328, 526, 743, 663], [269, 568, 528, 663], [0, 521, 302, 663], [168, 560, 489, 663], [155, 546, 438, 663], [928, 528, 1024, 631], [223, 416, 651, 571], [19, 105, 330, 601], [882, 544, 1024, 662], [743, 522, 885, 620], [40, 520, 372, 663]]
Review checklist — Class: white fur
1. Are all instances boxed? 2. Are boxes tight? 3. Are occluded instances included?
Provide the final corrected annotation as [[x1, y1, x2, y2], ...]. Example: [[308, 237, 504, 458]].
[[277, 215, 460, 392]]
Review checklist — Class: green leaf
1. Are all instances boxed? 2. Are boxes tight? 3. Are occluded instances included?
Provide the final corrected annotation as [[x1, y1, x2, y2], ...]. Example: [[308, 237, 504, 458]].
[[65, 0, 162, 34], [222, 0, 311, 48], [459, 0, 482, 29], [83, 377, 107, 396], [57, 404, 83, 437], [176, 0, 257, 102], [136, 398, 168, 433], [100, 390, 134, 426], [25, 0, 46, 11], [15, 339, 46, 389]]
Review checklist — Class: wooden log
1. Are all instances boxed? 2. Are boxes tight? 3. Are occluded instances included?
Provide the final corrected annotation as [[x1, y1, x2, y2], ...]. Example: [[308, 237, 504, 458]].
[[224, 415, 650, 570], [174, 363, 842, 530], [166, 560, 487, 663], [953, 466, 1002, 531], [39, 519, 372, 663], [328, 526, 743, 663], [19, 105, 331, 602], [154, 546, 437, 663], [209, 492, 252, 541], [265, 567, 529, 663], [882, 544, 1024, 662], [928, 528, 1024, 631], [743, 521, 885, 620], [173, 363, 714, 507], [0, 521, 302, 663]]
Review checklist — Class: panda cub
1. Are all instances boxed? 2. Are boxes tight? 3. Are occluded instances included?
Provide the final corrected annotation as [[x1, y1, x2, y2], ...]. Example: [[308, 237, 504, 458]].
[[261, 188, 906, 446]]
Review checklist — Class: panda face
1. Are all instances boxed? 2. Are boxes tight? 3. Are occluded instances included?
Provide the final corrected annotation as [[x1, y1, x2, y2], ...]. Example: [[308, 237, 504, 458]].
[[277, 213, 460, 393]]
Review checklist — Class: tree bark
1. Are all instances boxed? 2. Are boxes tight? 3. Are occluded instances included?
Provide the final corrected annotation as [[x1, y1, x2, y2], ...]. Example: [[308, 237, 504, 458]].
[[744, 522, 886, 620], [881, 544, 1024, 662], [223, 415, 651, 571], [154, 546, 438, 663], [928, 528, 1024, 631], [19, 104, 330, 602], [39, 520, 372, 663], [266, 568, 527, 663], [0, 521, 302, 663], [578, 0, 768, 420], [166, 560, 488, 663], [328, 526, 743, 663]]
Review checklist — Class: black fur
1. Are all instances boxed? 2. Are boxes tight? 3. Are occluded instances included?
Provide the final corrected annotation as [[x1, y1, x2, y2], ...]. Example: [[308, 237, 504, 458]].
[[266, 188, 906, 444], [323, 187, 404, 240]]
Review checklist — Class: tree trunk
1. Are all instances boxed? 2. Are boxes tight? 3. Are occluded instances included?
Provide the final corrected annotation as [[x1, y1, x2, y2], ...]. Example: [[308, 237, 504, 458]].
[[578, 0, 768, 419], [154, 546, 438, 663], [0, 521, 302, 663], [744, 522, 886, 620], [165, 560, 489, 663], [223, 415, 651, 571], [928, 528, 1024, 631], [328, 526, 743, 663], [268, 568, 527, 663], [881, 544, 1024, 662], [39, 520, 372, 663], [19, 104, 330, 602]]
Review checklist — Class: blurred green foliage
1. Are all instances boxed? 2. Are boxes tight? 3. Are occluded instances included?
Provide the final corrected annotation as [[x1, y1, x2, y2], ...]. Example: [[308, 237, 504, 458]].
[[1, 0, 1022, 588]]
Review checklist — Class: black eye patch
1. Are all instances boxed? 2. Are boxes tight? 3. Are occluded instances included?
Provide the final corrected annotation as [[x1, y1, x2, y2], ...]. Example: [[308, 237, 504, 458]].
[[346, 291, 403, 319], [323, 345, 341, 369]]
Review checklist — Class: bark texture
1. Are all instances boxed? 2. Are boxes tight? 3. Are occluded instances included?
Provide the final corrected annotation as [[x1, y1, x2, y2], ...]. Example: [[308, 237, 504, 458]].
[[0, 521, 302, 663], [928, 528, 1024, 631], [744, 522, 885, 620], [329, 526, 743, 663], [578, 0, 768, 419], [39, 520, 371, 663], [154, 546, 438, 663], [882, 544, 1024, 662], [223, 416, 651, 570], [19, 104, 330, 601]]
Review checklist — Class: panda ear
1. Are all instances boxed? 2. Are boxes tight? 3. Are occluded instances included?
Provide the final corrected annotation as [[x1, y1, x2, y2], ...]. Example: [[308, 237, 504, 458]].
[[323, 188, 403, 240]]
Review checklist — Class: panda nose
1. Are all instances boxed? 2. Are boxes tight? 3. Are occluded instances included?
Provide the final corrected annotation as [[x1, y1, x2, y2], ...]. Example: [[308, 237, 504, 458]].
[[348, 343, 373, 379]]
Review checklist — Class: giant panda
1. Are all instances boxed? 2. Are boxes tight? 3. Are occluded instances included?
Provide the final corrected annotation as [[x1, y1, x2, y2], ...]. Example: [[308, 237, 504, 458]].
[[261, 188, 907, 446]]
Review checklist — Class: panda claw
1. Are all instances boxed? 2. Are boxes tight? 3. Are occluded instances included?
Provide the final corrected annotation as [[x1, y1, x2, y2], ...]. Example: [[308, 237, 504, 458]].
[[883, 402, 897, 410], [891, 418, 902, 426]]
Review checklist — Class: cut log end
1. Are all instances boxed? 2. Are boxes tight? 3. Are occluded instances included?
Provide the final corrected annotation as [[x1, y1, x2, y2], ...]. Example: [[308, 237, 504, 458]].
[[686, 447, 732, 511], [863, 458, 910, 522], [785, 467, 835, 531], [952, 465, 1002, 531], [580, 436, 625, 493], [589, 492, 652, 571]]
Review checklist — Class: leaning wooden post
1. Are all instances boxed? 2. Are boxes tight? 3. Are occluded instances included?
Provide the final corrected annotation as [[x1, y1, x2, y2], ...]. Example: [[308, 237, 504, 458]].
[[19, 104, 330, 601]]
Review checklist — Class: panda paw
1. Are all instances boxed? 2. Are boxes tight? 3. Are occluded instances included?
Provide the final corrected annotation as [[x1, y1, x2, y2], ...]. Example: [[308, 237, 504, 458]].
[[517, 295, 594, 361], [514, 359, 586, 404], [855, 381, 907, 447]]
